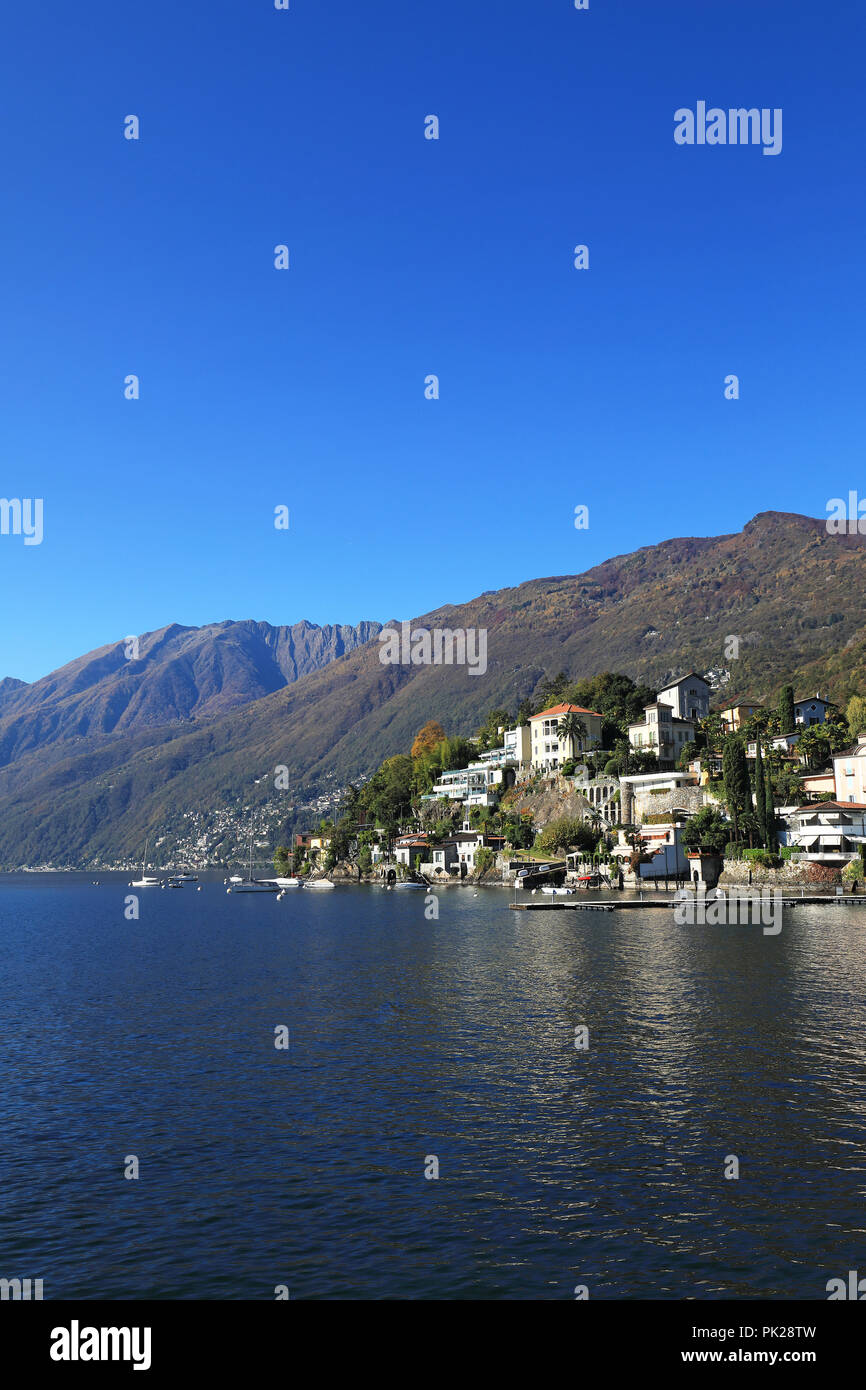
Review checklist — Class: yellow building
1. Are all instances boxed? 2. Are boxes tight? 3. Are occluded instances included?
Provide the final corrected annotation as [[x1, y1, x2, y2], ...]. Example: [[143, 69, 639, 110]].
[[718, 699, 763, 733], [529, 703, 604, 772]]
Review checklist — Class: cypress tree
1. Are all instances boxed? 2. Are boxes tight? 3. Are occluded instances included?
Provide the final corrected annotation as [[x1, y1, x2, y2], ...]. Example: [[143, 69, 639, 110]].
[[754, 739, 767, 847], [779, 684, 796, 735], [764, 767, 776, 850], [722, 740, 738, 842], [723, 738, 751, 844]]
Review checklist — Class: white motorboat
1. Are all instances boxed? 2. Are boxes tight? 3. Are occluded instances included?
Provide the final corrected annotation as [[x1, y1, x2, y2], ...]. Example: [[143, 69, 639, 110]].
[[541, 884, 573, 896], [270, 876, 300, 888], [304, 879, 335, 890]]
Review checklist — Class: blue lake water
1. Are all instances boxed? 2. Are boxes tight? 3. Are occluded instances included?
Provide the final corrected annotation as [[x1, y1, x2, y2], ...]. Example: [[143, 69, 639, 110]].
[[1, 875, 865, 1300]]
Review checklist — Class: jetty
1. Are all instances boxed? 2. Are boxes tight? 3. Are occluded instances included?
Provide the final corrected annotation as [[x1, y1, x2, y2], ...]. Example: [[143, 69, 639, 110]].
[[510, 893, 866, 911]]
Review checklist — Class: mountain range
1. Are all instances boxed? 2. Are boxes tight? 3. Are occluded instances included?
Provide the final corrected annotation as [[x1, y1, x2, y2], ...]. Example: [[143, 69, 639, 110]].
[[2, 511, 864, 867]]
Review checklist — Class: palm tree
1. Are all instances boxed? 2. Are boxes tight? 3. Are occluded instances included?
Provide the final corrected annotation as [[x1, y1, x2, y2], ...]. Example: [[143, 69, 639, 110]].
[[558, 712, 587, 759]]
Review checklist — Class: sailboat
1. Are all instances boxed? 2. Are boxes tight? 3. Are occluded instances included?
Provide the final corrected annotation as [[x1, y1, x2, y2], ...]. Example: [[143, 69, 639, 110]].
[[130, 837, 161, 888], [228, 835, 279, 893]]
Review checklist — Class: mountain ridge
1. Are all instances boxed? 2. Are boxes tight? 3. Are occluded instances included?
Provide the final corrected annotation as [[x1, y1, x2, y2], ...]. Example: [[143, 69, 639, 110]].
[[2, 511, 864, 866]]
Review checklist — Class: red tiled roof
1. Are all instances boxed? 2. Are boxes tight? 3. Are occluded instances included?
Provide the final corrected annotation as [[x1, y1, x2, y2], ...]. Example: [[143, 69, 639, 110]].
[[531, 703, 603, 720], [794, 801, 866, 812]]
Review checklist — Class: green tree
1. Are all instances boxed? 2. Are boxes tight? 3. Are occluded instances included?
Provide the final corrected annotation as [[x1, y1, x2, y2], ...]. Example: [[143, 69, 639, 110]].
[[677, 740, 699, 771], [773, 764, 805, 807], [742, 707, 780, 740], [779, 685, 796, 735], [797, 725, 841, 770], [754, 739, 768, 847], [557, 712, 587, 758], [475, 708, 511, 752], [845, 694, 866, 739], [536, 818, 598, 856], [361, 755, 415, 836], [722, 737, 751, 843], [764, 763, 777, 850], [515, 697, 534, 726], [274, 844, 291, 874], [569, 671, 657, 743], [474, 846, 495, 877], [681, 805, 729, 854]]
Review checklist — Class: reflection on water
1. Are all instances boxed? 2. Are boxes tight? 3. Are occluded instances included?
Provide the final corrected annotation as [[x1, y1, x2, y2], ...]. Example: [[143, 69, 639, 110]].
[[1, 876, 865, 1299]]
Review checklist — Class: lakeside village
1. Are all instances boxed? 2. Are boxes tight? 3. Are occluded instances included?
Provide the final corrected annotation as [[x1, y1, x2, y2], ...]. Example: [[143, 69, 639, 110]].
[[279, 671, 866, 894]]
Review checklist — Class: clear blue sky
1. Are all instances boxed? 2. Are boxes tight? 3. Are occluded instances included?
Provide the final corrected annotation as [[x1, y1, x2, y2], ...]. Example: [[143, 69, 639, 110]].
[[1, 0, 864, 682]]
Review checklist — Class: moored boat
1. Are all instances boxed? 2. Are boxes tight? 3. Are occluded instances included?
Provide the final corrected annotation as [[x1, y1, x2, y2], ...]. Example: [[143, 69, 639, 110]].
[[130, 836, 161, 887]]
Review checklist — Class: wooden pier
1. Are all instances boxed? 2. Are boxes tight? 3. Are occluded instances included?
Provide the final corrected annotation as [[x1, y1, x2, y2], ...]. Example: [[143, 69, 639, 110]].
[[510, 893, 866, 911]]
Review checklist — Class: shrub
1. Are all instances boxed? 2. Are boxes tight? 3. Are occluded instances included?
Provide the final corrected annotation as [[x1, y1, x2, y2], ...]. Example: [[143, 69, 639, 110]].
[[750, 850, 783, 869], [474, 847, 495, 877], [535, 817, 598, 856]]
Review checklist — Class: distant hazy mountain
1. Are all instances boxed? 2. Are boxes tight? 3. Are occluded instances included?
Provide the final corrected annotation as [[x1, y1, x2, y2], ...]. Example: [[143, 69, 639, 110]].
[[2, 512, 864, 866], [0, 618, 381, 769]]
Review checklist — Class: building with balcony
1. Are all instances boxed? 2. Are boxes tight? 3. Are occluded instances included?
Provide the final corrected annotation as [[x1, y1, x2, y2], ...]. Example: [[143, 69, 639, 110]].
[[528, 703, 604, 772], [785, 802, 866, 864], [628, 702, 695, 768]]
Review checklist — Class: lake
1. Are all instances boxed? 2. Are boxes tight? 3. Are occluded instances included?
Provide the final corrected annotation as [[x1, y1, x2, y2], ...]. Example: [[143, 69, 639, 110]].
[[1, 875, 865, 1299]]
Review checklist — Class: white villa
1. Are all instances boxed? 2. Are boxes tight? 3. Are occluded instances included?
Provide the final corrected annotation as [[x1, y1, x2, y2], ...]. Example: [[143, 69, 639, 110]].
[[656, 672, 711, 723], [528, 703, 604, 773], [784, 802, 866, 865], [628, 702, 695, 768]]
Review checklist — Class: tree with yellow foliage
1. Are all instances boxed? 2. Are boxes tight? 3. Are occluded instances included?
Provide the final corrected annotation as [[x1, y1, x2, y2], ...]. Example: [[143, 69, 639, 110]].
[[411, 721, 446, 760]]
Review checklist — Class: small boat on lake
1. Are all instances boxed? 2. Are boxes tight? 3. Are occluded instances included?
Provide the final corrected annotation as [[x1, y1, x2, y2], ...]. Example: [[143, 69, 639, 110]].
[[228, 837, 280, 893], [130, 837, 161, 888]]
